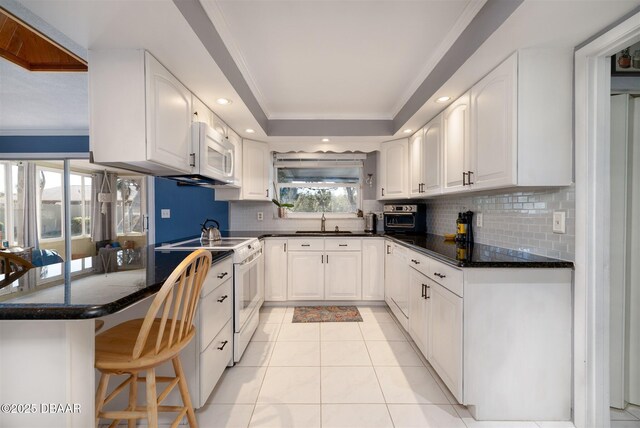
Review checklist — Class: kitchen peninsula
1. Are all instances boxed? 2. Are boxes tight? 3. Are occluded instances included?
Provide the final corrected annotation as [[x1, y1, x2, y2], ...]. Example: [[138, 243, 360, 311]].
[[0, 246, 232, 428]]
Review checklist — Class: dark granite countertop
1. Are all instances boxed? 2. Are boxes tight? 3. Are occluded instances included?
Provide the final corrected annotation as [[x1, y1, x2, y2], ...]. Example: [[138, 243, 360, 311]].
[[223, 230, 574, 269], [0, 245, 233, 320]]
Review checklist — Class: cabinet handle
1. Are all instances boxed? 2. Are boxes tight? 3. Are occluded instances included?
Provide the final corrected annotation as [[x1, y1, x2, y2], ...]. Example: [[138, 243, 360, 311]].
[[217, 295, 228, 303], [411, 259, 420, 265], [462, 172, 468, 186], [321, 254, 324, 263], [301, 244, 311, 247], [434, 272, 446, 279], [284, 243, 287, 252], [326, 254, 329, 263], [381, 187, 385, 197], [189, 152, 196, 167], [467, 170, 474, 185], [217, 272, 228, 279], [426, 284, 431, 299], [386, 245, 391, 254], [266, 189, 269, 198], [421, 283, 426, 298], [217, 340, 228, 350], [339, 244, 348, 247]]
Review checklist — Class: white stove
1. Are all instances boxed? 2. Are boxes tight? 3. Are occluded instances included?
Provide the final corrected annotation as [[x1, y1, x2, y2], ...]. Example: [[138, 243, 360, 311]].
[[156, 237, 261, 263], [155, 236, 264, 363]]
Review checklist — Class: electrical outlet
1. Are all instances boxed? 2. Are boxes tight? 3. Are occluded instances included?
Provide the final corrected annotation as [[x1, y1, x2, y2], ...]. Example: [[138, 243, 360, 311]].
[[257, 212, 264, 221], [161, 209, 170, 219], [553, 211, 566, 234], [476, 212, 483, 228]]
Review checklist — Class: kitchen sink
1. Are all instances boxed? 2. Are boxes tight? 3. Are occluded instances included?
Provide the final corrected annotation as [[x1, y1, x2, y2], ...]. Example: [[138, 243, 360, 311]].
[[295, 231, 353, 234]]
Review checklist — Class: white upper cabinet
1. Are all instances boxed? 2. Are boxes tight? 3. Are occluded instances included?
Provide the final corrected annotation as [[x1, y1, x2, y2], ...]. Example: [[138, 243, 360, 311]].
[[227, 128, 242, 187], [409, 129, 425, 197], [242, 139, 272, 201], [423, 113, 443, 196], [378, 138, 409, 199], [470, 54, 516, 189], [192, 95, 214, 127], [211, 112, 228, 139], [145, 53, 193, 173], [443, 91, 471, 193], [467, 50, 572, 190], [90, 50, 194, 175]]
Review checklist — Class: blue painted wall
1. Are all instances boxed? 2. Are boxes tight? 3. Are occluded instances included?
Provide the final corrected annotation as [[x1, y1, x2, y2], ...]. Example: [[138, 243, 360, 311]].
[[154, 177, 229, 243], [0, 135, 90, 153]]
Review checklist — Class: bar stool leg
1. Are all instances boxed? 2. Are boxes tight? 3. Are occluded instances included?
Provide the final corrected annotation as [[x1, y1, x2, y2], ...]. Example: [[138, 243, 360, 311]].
[[173, 356, 198, 428], [95, 372, 110, 428], [128, 372, 138, 428], [146, 368, 158, 428]]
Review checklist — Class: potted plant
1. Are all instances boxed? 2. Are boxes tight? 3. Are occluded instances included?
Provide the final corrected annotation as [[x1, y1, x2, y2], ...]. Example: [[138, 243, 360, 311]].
[[271, 198, 293, 218]]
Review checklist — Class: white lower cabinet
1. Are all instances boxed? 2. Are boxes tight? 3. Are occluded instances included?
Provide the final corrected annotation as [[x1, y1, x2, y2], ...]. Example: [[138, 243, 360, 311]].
[[427, 279, 463, 403], [385, 242, 409, 329], [324, 251, 362, 300], [408, 268, 429, 357], [362, 238, 385, 300], [288, 251, 325, 300], [264, 239, 287, 301]]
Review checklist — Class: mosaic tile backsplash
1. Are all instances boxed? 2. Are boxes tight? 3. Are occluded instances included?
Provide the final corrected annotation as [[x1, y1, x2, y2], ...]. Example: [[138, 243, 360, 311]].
[[424, 186, 575, 261]]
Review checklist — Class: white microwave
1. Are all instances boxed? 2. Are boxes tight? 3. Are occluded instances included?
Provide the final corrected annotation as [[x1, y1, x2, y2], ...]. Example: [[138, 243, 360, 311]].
[[193, 122, 238, 186]]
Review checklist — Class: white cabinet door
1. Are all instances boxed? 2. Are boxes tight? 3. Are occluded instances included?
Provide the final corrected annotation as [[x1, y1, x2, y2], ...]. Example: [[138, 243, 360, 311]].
[[288, 251, 324, 300], [242, 140, 271, 200], [362, 239, 385, 300], [145, 52, 193, 173], [264, 239, 288, 301], [387, 245, 410, 319], [409, 130, 425, 197], [471, 54, 516, 190], [408, 268, 429, 357], [423, 114, 442, 195], [428, 279, 463, 403], [443, 92, 470, 193], [379, 138, 409, 199], [192, 95, 213, 126], [325, 252, 362, 300], [211, 111, 228, 139], [227, 129, 242, 187]]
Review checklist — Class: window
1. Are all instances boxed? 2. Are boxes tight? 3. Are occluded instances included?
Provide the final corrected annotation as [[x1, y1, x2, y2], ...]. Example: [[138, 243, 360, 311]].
[[69, 173, 92, 237], [116, 176, 145, 235], [274, 154, 365, 217], [0, 163, 6, 243]]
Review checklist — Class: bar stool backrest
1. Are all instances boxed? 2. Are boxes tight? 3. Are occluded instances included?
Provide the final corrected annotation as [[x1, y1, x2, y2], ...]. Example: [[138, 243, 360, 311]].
[[132, 249, 212, 359]]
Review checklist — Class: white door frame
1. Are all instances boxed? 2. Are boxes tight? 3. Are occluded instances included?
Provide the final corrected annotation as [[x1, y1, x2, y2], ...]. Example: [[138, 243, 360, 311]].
[[574, 12, 640, 428]]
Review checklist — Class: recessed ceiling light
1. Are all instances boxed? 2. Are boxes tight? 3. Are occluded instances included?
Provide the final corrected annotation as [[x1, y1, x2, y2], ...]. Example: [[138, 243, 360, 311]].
[[403, 129, 413, 134], [216, 98, 232, 105], [436, 96, 451, 103], [322, 138, 330, 142], [245, 128, 255, 134]]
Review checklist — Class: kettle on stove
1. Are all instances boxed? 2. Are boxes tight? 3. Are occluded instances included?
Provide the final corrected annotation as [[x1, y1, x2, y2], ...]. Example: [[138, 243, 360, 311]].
[[200, 219, 222, 242]]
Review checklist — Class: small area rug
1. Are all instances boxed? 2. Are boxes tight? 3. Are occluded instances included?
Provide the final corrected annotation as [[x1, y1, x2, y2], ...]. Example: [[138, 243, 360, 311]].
[[292, 306, 362, 323]]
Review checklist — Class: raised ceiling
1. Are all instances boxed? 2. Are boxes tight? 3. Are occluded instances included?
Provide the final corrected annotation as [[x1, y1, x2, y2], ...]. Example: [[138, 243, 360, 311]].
[[202, 0, 476, 121]]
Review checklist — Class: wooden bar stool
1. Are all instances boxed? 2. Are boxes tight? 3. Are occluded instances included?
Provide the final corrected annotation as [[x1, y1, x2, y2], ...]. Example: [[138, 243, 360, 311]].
[[95, 249, 211, 428]]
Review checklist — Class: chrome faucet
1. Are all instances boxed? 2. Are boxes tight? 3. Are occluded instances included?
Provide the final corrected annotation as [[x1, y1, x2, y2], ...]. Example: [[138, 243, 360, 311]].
[[321, 212, 326, 232]]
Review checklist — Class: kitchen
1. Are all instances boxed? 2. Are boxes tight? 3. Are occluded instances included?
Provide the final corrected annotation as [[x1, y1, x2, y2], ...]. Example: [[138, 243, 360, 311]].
[[0, 1, 639, 428]]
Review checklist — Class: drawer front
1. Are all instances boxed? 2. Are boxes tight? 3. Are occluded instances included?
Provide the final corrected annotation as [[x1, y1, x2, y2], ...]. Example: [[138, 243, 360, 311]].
[[203, 257, 233, 297], [408, 251, 430, 277], [199, 320, 233, 406], [325, 238, 362, 251], [287, 238, 324, 251], [428, 258, 463, 297], [199, 279, 232, 351]]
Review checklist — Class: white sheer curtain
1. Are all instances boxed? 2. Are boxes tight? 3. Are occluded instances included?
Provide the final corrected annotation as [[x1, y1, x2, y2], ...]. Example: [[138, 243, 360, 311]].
[[14, 162, 39, 248], [91, 171, 117, 242]]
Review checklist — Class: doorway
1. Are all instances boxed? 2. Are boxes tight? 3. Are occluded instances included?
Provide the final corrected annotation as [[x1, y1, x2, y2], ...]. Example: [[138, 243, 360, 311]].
[[574, 10, 640, 428], [609, 93, 640, 424]]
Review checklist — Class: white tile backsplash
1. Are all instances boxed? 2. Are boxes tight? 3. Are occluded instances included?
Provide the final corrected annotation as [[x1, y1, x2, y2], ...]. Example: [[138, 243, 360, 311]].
[[229, 200, 384, 232], [425, 186, 575, 261], [229, 186, 575, 262]]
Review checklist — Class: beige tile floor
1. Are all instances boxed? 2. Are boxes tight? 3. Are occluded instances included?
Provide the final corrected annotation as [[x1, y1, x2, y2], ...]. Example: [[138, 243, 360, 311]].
[[197, 305, 576, 428]]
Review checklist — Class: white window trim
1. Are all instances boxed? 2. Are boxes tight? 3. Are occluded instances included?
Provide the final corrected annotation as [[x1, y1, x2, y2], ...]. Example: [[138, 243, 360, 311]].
[[37, 165, 65, 242]]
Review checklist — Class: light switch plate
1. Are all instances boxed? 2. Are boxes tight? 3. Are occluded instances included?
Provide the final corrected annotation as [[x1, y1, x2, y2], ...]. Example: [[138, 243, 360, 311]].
[[161, 209, 171, 219], [476, 213, 483, 228], [257, 212, 264, 221], [553, 211, 566, 234]]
